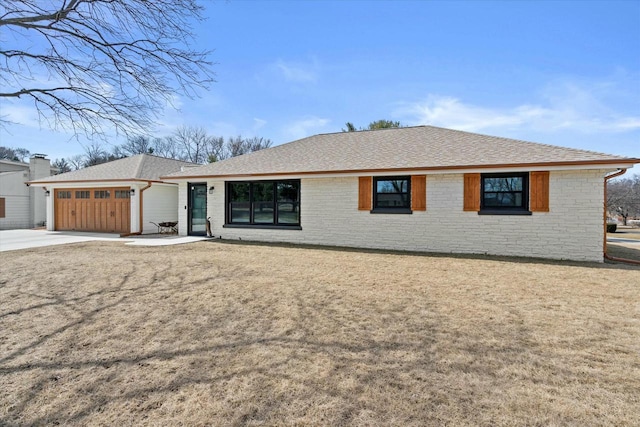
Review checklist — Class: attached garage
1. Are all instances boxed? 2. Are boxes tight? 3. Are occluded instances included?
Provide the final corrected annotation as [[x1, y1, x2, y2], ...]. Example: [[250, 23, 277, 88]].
[[54, 187, 131, 233], [29, 154, 196, 235]]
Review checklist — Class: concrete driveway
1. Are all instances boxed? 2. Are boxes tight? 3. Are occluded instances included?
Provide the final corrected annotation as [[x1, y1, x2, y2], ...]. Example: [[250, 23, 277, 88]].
[[0, 229, 208, 252]]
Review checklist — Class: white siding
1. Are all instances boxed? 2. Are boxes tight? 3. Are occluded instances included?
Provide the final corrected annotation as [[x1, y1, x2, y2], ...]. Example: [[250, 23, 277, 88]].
[[178, 170, 609, 262], [0, 171, 31, 229], [142, 184, 179, 234]]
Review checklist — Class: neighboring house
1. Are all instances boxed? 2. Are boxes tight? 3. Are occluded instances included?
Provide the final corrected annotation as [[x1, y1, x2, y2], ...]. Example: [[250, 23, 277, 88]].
[[28, 154, 197, 234], [163, 125, 639, 262], [0, 155, 57, 230]]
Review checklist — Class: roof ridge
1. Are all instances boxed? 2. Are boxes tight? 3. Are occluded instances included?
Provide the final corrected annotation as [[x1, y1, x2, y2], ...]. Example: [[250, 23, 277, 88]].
[[132, 154, 146, 179], [137, 152, 199, 164]]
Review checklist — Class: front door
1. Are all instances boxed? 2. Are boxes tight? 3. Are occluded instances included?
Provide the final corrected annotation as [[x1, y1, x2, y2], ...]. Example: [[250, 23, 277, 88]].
[[188, 183, 207, 236]]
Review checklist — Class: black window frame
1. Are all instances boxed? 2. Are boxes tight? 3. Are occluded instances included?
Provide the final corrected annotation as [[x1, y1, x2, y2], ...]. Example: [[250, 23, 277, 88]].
[[224, 179, 301, 229], [371, 176, 412, 214], [479, 172, 531, 215]]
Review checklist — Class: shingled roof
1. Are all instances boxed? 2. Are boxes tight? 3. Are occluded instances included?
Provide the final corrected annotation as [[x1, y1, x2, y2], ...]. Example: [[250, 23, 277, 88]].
[[163, 126, 638, 179], [29, 154, 197, 184]]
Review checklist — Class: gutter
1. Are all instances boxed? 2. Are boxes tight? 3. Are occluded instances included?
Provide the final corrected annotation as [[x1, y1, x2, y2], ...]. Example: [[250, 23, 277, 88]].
[[120, 182, 153, 237], [603, 169, 640, 265]]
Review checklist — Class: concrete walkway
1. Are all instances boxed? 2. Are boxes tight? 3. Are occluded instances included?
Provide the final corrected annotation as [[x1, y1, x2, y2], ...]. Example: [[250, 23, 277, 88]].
[[0, 229, 209, 252]]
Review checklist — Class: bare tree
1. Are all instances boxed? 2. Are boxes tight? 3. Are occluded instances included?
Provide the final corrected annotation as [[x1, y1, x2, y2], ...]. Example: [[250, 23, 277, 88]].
[[0, 146, 30, 161], [114, 136, 155, 157], [204, 136, 225, 163], [153, 137, 184, 160], [170, 125, 216, 164], [224, 135, 272, 159], [67, 154, 85, 171], [607, 176, 640, 225], [52, 158, 72, 174], [82, 142, 120, 167], [0, 1, 214, 136], [108, 128, 273, 164]]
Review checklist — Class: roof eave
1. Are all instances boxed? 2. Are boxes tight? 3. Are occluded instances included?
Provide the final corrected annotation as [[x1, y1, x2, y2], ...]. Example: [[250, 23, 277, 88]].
[[160, 158, 640, 181]]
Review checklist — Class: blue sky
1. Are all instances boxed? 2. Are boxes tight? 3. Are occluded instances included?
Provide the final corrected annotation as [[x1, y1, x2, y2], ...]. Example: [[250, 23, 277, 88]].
[[1, 0, 639, 172]]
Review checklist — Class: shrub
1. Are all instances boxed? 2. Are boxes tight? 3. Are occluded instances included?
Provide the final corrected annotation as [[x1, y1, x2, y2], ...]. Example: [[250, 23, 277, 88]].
[[607, 223, 617, 233]]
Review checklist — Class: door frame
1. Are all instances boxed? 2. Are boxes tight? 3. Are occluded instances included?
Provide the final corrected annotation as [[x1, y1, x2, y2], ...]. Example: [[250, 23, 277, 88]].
[[187, 182, 207, 236]]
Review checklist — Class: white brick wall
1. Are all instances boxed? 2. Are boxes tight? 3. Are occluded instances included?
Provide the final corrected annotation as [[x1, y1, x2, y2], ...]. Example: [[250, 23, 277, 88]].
[[178, 170, 608, 262]]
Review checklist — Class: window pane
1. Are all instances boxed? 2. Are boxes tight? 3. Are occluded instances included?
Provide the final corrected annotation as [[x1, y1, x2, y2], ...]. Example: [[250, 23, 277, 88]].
[[481, 174, 527, 210], [484, 177, 522, 192], [229, 183, 250, 202], [484, 192, 521, 207], [374, 177, 410, 209], [253, 182, 274, 202], [230, 202, 250, 223], [377, 193, 409, 207], [377, 179, 407, 193], [277, 202, 299, 224], [277, 181, 299, 202], [252, 202, 274, 223]]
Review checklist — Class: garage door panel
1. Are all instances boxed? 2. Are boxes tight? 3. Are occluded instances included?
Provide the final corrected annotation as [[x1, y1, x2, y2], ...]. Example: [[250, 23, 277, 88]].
[[54, 187, 130, 233]]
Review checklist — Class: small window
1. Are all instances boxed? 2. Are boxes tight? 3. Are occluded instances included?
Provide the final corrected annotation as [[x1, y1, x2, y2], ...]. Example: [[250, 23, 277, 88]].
[[480, 172, 530, 214], [372, 176, 411, 213], [94, 190, 111, 199], [115, 190, 130, 199], [75, 191, 90, 199], [57, 191, 71, 199]]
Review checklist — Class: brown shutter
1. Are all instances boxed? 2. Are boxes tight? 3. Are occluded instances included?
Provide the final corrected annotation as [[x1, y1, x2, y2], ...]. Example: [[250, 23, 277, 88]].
[[411, 175, 427, 211], [358, 176, 372, 210], [0, 197, 5, 218], [463, 173, 481, 211], [530, 171, 550, 212]]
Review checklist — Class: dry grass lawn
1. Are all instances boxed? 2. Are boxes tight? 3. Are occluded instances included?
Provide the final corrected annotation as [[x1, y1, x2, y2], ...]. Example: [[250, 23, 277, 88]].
[[1, 241, 639, 426]]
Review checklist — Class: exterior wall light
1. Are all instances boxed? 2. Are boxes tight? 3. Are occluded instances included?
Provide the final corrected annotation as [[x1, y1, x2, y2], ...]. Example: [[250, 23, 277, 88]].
[[130, 188, 135, 196], [209, 186, 215, 194], [44, 190, 50, 196]]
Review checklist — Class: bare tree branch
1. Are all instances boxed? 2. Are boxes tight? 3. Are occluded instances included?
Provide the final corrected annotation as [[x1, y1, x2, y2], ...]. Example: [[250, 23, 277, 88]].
[[0, 0, 214, 137]]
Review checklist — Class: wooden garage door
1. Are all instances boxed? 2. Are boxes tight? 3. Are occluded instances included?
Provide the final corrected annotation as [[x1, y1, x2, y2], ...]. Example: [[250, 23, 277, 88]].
[[55, 188, 130, 233]]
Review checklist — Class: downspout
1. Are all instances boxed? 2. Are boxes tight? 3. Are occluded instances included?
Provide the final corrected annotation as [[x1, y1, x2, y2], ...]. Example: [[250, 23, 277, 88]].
[[603, 169, 640, 265], [121, 182, 152, 237]]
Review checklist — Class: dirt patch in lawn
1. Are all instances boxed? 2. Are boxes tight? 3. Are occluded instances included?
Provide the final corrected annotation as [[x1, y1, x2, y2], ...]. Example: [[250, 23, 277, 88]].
[[1, 241, 639, 426]]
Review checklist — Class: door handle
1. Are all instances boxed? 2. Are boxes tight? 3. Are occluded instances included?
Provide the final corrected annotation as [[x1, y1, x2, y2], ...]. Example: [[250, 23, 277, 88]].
[[71, 210, 75, 216]]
